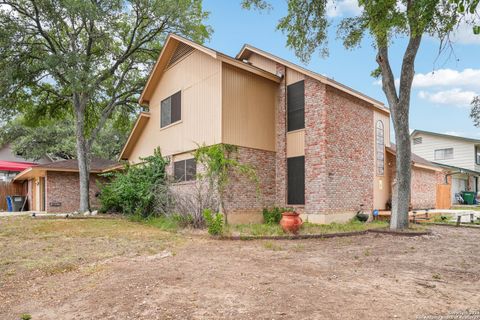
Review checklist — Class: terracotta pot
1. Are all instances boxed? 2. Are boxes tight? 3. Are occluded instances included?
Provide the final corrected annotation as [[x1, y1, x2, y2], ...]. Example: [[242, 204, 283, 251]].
[[280, 211, 303, 234]]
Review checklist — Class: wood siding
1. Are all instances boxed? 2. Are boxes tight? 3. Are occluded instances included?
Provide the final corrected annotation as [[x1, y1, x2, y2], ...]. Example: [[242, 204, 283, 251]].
[[373, 110, 391, 209], [411, 133, 476, 170], [287, 130, 305, 157], [246, 53, 277, 74], [128, 50, 222, 162], [222, 63, 277, 152], [286, 68, 305, 85]]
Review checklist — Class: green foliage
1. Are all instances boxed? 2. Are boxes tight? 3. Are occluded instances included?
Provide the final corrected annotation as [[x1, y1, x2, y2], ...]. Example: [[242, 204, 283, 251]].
[[203, 209, 224, 236], [99, 148, 168, 216], [129, 214, 184, 232], [194, 144, 259, 224], [262, 207, 289, 225], [0, 116, 130, 160], [20, 314, 32, 320]]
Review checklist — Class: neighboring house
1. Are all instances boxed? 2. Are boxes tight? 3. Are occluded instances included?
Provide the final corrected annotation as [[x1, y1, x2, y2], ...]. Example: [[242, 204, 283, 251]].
[[120, 34, 444, 224], [0, 143, 52, 182], [13, 159, 121, 213], [411, 130, 480, 204]]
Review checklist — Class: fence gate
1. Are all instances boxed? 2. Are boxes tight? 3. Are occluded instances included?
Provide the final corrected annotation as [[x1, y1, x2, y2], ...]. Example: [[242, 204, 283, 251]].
[[436, 184, 451, 210], [0, 181, 27, 211]]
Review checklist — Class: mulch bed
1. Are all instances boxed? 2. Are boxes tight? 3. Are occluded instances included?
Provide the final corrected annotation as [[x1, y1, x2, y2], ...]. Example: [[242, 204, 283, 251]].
[[219, 228, 432, 241]]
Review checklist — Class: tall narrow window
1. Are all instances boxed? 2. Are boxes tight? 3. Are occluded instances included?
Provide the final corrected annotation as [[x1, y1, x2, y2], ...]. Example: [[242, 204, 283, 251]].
[[475, 146, 480, 165], [173, 158, 196, 182], [161, 91, 181, 128], [287, 156, 305, 205], [376, 120, 385, 176], [287, 80, 305, 131]]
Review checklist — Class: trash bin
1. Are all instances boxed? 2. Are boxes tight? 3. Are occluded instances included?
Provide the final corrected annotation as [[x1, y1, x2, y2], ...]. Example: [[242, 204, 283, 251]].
[[462, 191, 476, 205], [11, 195, 26, 211], [6, 196, 13, 212]]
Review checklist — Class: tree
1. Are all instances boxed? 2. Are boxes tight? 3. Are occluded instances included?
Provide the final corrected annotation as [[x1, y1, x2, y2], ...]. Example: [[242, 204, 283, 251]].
[[194, 144, 259, 225], [243, 0, 461, 230], [0, 0, 211, 212], [0, 116, 131, 161]]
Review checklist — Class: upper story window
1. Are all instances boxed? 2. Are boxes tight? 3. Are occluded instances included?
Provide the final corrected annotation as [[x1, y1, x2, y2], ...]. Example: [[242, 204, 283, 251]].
[[161, 91, 181, 128], [376, 120, 385, 176], [434, 148, 453, 160], [475, 146, 480, 165], [174, 158, 196, 182], [287, 80, 305, 131], [413, 137, 422, 145]]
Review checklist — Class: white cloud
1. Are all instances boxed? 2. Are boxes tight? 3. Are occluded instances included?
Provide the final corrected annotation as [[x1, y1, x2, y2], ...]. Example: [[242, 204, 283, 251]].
[[418, 88, 477, 107], [326, 0, 362, 17], [413, 68, 480, 90]]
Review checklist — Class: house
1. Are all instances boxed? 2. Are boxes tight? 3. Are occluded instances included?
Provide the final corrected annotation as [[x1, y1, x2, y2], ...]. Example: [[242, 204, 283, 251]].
[[13, 159, 121, 212], [411, 130, 480, 204], [119, 34, 444, 224], [0, 143, 52, 182]]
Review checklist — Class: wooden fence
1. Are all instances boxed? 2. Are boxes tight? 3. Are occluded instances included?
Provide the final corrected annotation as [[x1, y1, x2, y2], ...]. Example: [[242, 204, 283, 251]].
[[0, 181, 27, 211], [436, 184, 451, 210]]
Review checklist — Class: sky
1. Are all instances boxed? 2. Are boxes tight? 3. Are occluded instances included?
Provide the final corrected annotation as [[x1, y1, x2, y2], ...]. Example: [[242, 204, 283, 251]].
[[202, 0, 480, 140]]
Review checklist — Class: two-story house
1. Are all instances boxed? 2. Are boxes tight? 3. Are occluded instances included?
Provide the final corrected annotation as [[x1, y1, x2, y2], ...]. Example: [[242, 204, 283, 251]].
[[120, 34, 442, 223], [411, 130, 480, 204]]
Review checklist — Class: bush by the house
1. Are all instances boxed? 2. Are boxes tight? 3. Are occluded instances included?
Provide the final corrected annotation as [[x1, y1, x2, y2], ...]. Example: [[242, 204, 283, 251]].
[[262, 207, 290, 224], [99, 148, 168, 217], [203, 209, 223, 235]]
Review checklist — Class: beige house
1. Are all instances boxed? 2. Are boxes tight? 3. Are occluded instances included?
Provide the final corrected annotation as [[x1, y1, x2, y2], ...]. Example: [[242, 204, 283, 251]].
[[120, 34, 444, 223], [411, 130, 480, 204]]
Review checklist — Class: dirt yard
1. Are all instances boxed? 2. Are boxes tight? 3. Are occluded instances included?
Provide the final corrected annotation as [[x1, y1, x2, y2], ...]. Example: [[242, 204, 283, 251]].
[[1, 216, 479, 320]]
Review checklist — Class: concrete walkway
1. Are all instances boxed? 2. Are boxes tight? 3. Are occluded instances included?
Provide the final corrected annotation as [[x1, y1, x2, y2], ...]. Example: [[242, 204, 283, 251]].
[[0, 211, 36, 217]]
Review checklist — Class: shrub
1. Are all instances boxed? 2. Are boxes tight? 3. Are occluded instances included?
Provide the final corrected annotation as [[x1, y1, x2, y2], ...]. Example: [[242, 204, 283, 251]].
[[262, 207, 289, 224], [99, 148, 168, 217], [203, 209, 223, 235]]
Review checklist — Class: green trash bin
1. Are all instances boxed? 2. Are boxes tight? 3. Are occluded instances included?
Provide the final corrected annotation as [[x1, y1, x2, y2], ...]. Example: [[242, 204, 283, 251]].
[[462, 191, 476, 205]]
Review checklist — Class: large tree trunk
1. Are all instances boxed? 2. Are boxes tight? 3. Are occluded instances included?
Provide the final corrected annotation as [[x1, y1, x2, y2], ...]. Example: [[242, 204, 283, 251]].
[[390, 103, 412, 230], [376, 34, 421, 230], [73, 94, 90, 213]]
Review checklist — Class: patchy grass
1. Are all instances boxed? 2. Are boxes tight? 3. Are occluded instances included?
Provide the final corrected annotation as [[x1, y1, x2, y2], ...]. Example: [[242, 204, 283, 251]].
[[129, 215, 182, 232], [224, 220, 388, 237], [0, 216, 181, 280], [451, 206, 480, 211]]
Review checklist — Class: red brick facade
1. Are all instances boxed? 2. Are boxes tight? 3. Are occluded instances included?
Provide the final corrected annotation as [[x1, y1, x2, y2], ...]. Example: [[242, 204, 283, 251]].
[[46, 172, 104, 213]]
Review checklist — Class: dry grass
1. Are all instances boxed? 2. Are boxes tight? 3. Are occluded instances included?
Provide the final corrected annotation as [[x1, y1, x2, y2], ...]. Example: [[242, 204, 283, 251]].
[[0, 216, 180, 279]]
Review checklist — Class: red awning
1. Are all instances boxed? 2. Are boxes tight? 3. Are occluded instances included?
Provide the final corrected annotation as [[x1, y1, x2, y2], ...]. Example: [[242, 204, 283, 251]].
[[0, 161, 37, 172]]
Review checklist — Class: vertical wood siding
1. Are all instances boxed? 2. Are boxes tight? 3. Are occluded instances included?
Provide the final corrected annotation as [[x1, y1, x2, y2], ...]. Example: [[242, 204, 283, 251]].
[[373, 110, 391, 209], [128, 50, 222, 162], [246, 53, 277, 74], [222, 63, 277, 151], [286, 130, 305, 157]]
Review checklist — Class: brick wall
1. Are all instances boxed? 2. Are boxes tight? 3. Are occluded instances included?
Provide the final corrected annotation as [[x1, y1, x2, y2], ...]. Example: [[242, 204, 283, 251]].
[[46, 172, 104, 213], [323, 86, 375, 213], [411, 167, 438, 209], [166, 146, 276, 222], [304, 76, 328, 213]]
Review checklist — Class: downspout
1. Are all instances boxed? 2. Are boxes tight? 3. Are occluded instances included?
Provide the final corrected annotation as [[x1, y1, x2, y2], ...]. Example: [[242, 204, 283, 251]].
[[444, 170, 465, 184]]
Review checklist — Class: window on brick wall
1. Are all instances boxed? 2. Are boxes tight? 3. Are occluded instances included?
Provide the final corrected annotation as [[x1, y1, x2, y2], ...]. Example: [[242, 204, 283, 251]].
[[287, 156, 305, 205], [434, 148, 453, 160], [173, 158, 196, 182], [161, 91, 181, 128], [287, 80, 305, 131], [376, 120, 385, 176]]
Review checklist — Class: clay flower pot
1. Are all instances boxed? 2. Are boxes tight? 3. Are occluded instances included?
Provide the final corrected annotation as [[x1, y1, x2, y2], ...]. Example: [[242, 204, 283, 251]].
[[280, 211, 303, 234]]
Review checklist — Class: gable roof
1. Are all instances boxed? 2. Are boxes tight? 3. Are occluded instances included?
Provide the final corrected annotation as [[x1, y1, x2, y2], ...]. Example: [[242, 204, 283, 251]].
[[386, 143, 442, 171], [119, 112, 151, 160], [411, 129, 480, 144], [236, 44, 389, 114], [139, 34, 281, 106], [14, 158, 122, 181]]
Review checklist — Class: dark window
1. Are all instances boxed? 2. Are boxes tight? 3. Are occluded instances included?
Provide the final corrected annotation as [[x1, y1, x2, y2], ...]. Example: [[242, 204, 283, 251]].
[[376, 121, 385, 176], [173, 158, 196, 182], [287, 81, 305, 131], [475, 146, 480, 165], [287, 156, 305, 205], [161, 91, 181, 128]]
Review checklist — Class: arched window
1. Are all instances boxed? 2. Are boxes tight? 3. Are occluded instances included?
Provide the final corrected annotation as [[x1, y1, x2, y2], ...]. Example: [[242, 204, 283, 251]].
[[376, 121, 385, 176]]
